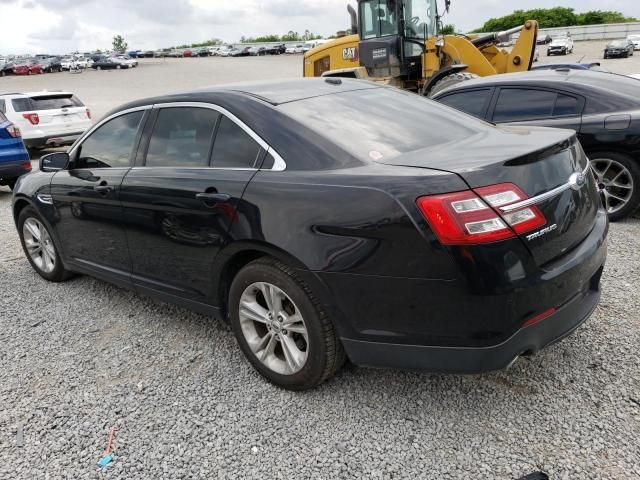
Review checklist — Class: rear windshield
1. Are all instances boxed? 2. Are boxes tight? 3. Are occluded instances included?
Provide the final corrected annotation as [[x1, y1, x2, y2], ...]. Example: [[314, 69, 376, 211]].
[[12, 94, 84, 112], [574, 72, 640, 99], [279, 87, 482, 162]]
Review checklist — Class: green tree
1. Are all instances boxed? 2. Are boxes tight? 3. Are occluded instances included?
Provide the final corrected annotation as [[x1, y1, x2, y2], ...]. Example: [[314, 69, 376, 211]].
[[440, 24, 456, 35], [112, 34, 128, 52], [473, 7, 636, 32]]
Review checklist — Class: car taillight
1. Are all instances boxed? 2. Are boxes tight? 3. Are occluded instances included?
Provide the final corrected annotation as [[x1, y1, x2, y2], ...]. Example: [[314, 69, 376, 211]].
[[86, 108, 92, 119], [6, 124, 22, 138], [416, 183, 546, 245], [21, 160, 32, 170], [22, 113, 40, 125]]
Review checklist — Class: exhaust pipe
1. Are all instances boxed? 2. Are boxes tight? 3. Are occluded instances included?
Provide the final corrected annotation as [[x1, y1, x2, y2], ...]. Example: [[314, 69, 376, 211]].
[[347, 4, 358, 35]]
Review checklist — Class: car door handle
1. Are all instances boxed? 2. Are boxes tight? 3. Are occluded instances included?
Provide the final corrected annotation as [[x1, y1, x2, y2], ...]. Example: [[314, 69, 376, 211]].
[[196, 193, 231, 202], [94, 185, 113, 194]]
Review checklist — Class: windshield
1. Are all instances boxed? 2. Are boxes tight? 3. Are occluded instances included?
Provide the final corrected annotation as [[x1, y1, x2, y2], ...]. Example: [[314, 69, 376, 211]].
[[404, 0, 438, 39], [360, 0, 399, 39], [609, 41, 626, 47]]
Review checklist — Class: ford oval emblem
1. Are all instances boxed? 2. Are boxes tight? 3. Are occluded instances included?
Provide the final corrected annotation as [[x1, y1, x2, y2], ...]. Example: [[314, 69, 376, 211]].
[[569, 172, 586, 191]]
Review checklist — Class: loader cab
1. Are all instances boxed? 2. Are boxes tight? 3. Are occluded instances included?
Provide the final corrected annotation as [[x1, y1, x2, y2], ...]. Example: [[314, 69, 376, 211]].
[[357, 0, 438, 80]]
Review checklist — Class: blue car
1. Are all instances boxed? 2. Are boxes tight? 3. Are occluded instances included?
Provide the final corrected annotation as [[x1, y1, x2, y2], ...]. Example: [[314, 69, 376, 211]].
[[0, 110, 31, 190]]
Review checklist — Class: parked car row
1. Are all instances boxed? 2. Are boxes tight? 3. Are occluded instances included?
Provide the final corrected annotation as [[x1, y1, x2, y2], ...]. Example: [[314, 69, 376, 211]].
[[0, 56, 63, 76]]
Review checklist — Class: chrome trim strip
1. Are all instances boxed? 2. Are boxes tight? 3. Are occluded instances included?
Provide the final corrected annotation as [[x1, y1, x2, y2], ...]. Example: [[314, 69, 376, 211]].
[[152, 102, 286, 172], [36, 193, 53, 205], [500, 164, 590, 213], [68, 102, 287, 172]]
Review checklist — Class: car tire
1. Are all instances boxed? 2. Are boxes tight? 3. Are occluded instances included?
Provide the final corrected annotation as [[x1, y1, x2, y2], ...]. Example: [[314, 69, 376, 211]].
[[116, 65, 121, 69], [427, 72, 480, 97], [229, 258, 345, 391], [589, 151, 640, 221], [17, 207, 73, 282], [96, 66, 102, 70]]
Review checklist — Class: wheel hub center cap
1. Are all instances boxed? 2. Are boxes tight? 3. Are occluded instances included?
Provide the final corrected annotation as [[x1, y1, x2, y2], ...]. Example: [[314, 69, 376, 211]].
[[271, 319, 282, 333]]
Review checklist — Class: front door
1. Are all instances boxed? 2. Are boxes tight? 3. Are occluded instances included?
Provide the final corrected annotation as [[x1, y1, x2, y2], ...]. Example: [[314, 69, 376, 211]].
[[49, 109, 148, 280], [120, 105, 265, 304]]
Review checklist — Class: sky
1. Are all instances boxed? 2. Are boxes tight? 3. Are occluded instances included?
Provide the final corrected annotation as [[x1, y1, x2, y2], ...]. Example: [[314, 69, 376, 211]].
[[0, 0, 639, 54]]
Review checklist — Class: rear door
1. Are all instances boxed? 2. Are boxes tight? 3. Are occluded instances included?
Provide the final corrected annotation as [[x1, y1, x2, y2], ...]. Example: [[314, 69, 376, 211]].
[[120, 104, 264, 304], [50, 108, 148, 279]]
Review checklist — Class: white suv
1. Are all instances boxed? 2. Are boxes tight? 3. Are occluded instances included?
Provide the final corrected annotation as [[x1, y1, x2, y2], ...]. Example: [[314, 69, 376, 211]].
[[0, 91, 92, 149]]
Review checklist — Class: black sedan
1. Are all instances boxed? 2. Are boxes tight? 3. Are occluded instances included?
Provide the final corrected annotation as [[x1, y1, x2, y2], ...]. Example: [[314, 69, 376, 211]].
[[91, 58, 129, 70], [537, 34, 552, 45], [12, 79, 607, 390], [433, 69, 640, 220], [604, 39, 634, 58]]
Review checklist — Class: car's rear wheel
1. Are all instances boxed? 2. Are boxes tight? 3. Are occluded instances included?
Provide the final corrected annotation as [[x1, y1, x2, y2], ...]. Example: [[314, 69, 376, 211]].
[[18, 207, 72, 282], [229, 258, 345, 390], [97, 66, 102, 70], [590, 152, 640, 221]]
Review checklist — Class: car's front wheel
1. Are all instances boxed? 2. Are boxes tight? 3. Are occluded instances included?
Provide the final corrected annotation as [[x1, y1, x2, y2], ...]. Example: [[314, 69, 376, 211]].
[[229, 258, 345, 390], [18, 207, 72, 282], [590, 152, 640, 221]]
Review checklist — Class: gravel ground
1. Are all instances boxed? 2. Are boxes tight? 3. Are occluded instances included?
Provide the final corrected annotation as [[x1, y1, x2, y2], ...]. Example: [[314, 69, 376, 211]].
[[1, 42, 640, 479]]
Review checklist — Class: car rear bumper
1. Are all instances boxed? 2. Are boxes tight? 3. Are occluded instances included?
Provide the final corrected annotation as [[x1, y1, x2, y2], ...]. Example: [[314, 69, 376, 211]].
[[327, 209, 608, 372], [0, 159, 31, 181], [342, 283, 600, 373], [23, 132, 85, 148]]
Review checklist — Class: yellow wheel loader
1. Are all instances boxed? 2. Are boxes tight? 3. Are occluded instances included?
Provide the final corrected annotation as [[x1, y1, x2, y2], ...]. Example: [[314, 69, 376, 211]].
[[303, 0, 539, 96]]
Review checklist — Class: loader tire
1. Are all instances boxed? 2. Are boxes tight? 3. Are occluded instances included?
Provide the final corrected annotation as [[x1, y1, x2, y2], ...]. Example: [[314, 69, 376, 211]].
[[428, 72, 480, 98]]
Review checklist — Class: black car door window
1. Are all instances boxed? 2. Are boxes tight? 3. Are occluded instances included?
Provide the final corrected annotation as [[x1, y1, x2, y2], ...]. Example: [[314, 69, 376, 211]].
[[493, 89, 558, 123], [146, 107, 220, 167], [553, 94, 580, 117], [76, 111, 144, 169], [211, 115, 263, 169], [438, 89, 493, 119]]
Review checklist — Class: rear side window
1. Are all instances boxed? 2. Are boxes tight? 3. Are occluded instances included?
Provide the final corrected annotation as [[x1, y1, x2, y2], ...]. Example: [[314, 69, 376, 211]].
[[0, 110, 6, 122], [146, 107, 219, 167], [437, 89, 492, 119], [76, 111, 144, 169], [29, 95, 84, 110], [0, 99, 5, 114], [211, 116, 262, 169], [554, 94, 580, 116], [493, 89, 557, 122], [12, 98, 32, 112]]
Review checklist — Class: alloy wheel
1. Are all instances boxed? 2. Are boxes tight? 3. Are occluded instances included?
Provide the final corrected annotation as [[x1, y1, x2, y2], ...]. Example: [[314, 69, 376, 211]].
[[22, 217, 57, 273], [590, 158, 634, 215], [238, 282, 309, 375]]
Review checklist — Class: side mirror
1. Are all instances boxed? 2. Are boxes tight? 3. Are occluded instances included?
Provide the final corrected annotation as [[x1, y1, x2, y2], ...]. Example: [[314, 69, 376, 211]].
[[40, 152, 70, 172]]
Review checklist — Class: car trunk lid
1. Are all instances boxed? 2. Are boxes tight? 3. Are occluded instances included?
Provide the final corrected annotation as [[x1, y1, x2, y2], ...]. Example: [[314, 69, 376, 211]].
[[379, 125, 600, 266]]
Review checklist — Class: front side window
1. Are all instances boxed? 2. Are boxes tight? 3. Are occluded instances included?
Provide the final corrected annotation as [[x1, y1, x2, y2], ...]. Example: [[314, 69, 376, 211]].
[[146, 107, 219, 167], [211, 116, 262, 169], [438, 89, 493, 119], [75, 110, 144, 169], [493, 89, 557, 123], [360, 0, 399, 39]]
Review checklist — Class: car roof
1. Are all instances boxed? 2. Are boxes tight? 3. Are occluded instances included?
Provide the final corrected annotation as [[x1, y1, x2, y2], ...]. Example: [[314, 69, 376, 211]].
[[434, 69, 636, 95], [118, 78, 382, 109], [0, 91, 74, 98]]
